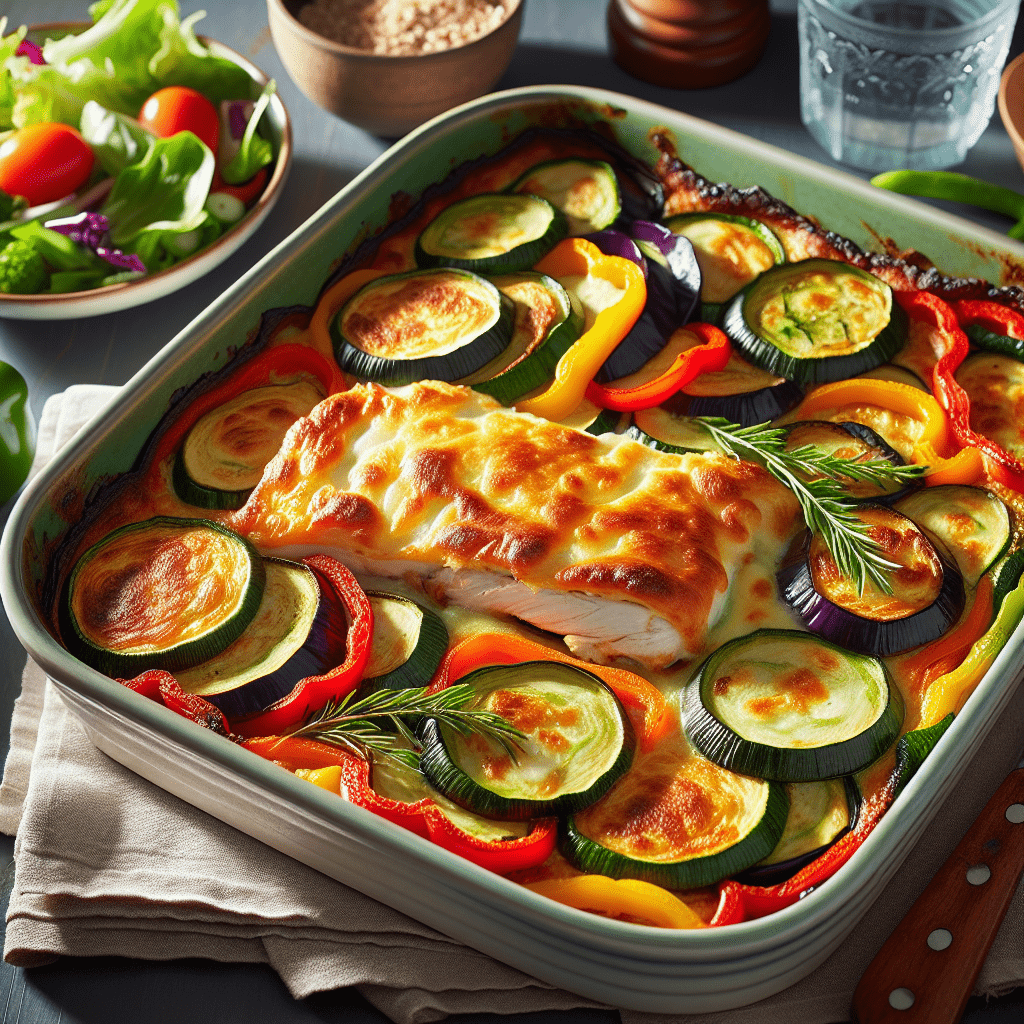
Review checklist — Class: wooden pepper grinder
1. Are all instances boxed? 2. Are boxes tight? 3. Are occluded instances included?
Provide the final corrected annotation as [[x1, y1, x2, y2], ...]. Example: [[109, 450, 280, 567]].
[[608, 0, 771, 88]]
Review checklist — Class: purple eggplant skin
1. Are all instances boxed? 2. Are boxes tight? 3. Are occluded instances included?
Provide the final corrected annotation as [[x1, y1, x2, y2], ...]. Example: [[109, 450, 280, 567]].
[[630, 220, 701, 327], [203, 559, 350, 719], [684, 378, 804, 427], [776, 524, 966, 658], [581, 229, 646, 274]]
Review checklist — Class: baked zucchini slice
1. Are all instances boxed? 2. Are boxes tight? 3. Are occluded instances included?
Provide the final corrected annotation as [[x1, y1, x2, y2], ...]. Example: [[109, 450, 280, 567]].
[[561, 739, 789, 889], [964, 322, 1024, 362], [175, 558, 348, 718], [894, 485, 1011, 586], [684, 629, 903, 782], [414, 193, 568, 274], [721, 259, 908, 384], [665, 212, 785, 318], [172, 379, 326, 510], [508, 158, 621, 235], [361, 590, 449, 692], [626, 406, 722, 454], [778, 505, 966, 657], [955, 352, 1024, 458], [419, 661, 635, 820], [332, 268, 515, 386], [463, 271, 582, 403], [62, 517, 265, 678]]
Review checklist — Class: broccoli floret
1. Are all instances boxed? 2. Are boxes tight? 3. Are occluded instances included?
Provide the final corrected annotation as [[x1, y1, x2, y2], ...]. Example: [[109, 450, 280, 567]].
[[0, 239, 47, 294]]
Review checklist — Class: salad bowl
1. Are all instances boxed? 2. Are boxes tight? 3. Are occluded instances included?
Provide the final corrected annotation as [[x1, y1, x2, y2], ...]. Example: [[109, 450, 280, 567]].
[[5, 85, 1024, 1013], [0, 20, 292, 320]]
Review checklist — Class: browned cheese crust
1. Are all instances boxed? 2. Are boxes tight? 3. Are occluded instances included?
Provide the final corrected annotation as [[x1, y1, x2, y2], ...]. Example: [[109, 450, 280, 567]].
[[229, 381, 800, 654]]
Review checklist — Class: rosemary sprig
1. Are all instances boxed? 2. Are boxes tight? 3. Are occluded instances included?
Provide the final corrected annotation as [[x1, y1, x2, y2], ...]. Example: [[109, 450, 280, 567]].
[[282, 683, 527, 769], [695, 417, 927, 595]]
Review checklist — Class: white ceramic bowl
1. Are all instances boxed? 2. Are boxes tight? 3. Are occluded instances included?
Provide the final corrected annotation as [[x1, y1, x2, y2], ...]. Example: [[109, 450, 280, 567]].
[[0, 24, 292, 321]]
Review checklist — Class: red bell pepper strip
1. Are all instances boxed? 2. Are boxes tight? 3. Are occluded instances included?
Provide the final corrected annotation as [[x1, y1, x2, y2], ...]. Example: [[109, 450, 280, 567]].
[[952, 298, 1024, 341], [899, 291, 1024, 494], [210, 166, 269, 207], [242, 734, 557, 872], [145, 342, 345, 478], [584, 322, 732, 412], [119, 669, 232, 736], [231, 554, 374, 737], [430, 630, 673, 753]]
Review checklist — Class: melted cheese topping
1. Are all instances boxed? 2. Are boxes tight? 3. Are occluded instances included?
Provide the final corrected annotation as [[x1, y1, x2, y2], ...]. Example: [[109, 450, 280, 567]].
[[228, 381, 800, 662]]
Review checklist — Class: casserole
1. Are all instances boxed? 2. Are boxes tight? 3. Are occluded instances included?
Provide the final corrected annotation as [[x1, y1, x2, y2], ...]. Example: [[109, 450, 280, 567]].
[[4, 85, 1024, 1012]]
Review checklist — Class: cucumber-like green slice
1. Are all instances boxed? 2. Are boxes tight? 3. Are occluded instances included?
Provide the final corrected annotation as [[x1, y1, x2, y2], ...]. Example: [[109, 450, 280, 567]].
[[683, 629, 904, 782], [415, 193, 568, 275], [560, 741, 789, 889], [954, 352, 1024, 458], [419, 661, 635, 820], [964, 322, 1024, 363], [665, 212, 785, 304], [894, 484, 1011, 586], [361, 590, 449, 692], [990, 547, 1024, 615], [172, 379, 326, 511], [508, 158, 621, 236], [463, 271, 582, 403], [757, 777, 853, 866], [331, 268, 515, 386], [721, 259, 908, 384], [176, 558, 348, 717], [627, 406, 722, 454], [62, 517, 266, 678]]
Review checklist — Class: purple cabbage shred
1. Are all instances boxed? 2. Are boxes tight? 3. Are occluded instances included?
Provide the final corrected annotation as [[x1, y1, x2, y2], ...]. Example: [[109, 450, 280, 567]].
[[96, 247, 146, 274], [45, 211, 110, 250], [15, 40, 45, 65], [228, 101, 251, 140]]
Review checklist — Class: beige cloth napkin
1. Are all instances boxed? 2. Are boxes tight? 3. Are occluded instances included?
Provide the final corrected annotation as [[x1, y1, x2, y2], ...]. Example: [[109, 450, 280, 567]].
[[2, 385, 1024, 1024]]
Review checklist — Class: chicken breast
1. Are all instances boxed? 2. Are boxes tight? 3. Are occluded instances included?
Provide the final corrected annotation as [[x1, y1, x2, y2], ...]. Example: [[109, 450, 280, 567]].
[[229, 382, 799, 668]]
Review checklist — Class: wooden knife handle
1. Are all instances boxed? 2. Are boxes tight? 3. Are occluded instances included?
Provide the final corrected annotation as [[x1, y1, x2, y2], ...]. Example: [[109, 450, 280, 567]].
[[851, 766, 1024, 1024]]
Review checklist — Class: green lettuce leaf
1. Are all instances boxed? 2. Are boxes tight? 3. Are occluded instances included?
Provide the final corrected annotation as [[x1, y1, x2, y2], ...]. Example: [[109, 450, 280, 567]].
[[101, 129, 214, 246], [221, 81, 275, 184], [80, 100, 156, 176]]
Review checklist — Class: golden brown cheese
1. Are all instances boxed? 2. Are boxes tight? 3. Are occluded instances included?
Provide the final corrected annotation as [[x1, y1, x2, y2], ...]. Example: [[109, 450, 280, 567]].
[[229, 381, 800, 667]]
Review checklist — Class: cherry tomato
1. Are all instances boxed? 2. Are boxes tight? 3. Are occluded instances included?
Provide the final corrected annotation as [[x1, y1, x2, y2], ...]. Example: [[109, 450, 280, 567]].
[[138, 86, 220, 153], [0, 123, 94, 206]]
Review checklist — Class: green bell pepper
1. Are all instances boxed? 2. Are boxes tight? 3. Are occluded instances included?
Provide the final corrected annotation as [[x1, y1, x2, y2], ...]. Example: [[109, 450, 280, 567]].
[[0, 360, 34, 504]]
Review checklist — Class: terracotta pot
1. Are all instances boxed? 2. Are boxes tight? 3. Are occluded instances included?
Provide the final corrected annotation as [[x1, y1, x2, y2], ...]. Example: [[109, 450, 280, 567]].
[[607, 0, 770, 88]]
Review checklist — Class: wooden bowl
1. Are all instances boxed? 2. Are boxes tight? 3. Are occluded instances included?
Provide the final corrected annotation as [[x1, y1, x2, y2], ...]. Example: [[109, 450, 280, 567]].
[[266, 0, 525, 138], [998, 51, 1024, 177]]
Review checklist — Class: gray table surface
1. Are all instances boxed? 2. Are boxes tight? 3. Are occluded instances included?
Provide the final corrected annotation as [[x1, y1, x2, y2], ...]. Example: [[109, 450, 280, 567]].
[[1, 1, 1024, 1021]]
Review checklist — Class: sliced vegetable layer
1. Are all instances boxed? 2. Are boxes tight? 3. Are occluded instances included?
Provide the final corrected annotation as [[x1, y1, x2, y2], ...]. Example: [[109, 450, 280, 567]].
[[419, 660, 635, 820], [63, 516, 265, 678], [722, 259, 907, 384], [361, 591, 449, 692], [562, 738, 788, 889], [683, 629, 903, 782], [175, 557, 348, 717], [509, 158, 621, 235], [332, 268, 514, 385], [173, 378, 325, 510]]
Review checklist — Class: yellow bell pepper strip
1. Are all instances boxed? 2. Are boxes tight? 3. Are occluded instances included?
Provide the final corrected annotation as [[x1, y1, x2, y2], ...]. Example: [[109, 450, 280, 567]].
[[431, 630, 673, 753], [306, 267, 389, 362], [896, 574, 995, 723], [514, 238, 646, 421], [900, 290, 1024, 495], [521, 876, 706, 929], [917, 574, 1024, 728], [232, 554, 374, 738], [584, 322, 732, 412]]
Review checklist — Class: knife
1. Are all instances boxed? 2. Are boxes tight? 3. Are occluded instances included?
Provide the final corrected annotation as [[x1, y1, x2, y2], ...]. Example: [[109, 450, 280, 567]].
[[850, 758, 1024, 1023]]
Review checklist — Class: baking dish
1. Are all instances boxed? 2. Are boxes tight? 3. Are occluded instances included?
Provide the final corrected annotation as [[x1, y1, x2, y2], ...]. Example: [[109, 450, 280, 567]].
[[5, 85, 1024, 1013]]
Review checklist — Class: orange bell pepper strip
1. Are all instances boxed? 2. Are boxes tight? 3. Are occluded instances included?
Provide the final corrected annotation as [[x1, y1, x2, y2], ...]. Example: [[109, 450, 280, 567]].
[[514, 238, 646, 422], [431, 630, 673, 753], [521, 876, 705, 929], [143, 342, 345, 478], [231, 555, 374, 737], [584, 322, 732, 412], [244, 734, 557, 872]]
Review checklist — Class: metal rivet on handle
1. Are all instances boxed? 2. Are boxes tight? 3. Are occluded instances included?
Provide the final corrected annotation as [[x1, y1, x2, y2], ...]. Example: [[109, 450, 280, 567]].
[[889, 988, 915, 1010], [967, 864, 992, 885], [1006, 803, 1024, 824], [926, 928, 952, 950]]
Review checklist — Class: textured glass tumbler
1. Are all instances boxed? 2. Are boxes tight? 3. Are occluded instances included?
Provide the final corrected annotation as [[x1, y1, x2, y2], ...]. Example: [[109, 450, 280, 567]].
[[798, 0, 1021, 171]]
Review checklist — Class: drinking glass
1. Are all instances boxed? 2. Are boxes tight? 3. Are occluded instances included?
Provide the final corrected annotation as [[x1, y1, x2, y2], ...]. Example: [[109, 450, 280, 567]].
[[798, 0, 1021, 172]]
